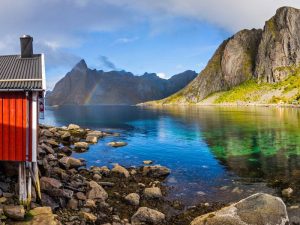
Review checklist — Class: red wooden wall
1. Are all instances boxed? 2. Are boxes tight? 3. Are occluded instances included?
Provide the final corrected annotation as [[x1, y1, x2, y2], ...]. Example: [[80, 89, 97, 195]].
[[0, 92, 32, 162]]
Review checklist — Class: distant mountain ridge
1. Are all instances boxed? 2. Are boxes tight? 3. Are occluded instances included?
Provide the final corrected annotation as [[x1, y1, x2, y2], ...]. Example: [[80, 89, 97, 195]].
[[148, 6, 300, 105], [46, 60, 197, 105]]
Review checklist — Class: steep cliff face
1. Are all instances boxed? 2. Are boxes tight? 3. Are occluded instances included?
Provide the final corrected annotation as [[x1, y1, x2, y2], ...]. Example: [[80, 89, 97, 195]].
[[46, 61, 197, 105], [255, 7, 300, 82], [160, 29, 262, 104], [156, 6, 300, 104]]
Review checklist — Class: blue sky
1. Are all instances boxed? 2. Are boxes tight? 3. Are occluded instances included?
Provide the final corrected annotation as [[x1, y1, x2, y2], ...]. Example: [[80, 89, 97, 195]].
[[0, 0, 300, 89]]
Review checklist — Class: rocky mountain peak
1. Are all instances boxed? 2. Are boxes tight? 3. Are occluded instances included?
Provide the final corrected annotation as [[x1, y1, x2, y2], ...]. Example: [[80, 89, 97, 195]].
[[74, 59, 88, 71], [156, 6, 300, 104]]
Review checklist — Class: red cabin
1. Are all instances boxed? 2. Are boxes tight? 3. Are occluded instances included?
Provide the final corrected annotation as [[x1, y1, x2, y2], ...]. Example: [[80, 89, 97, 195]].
[[0, 35, 45, 163]]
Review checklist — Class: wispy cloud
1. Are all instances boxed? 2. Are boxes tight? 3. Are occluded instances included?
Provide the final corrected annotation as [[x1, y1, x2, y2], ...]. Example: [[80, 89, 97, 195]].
[[98, 55, 117, 70], [114, 37, 139, 45]]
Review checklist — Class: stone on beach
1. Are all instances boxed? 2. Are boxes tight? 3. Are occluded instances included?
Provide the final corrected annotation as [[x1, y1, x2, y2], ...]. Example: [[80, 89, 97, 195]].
[[74, 142, 89, 151], [40, 177, 62, 191], [86, 135, 98, 143], [112, 164, 130, 178], [191, 193, 289, 225], [131, 207, 165, 225], [3, 205, 25, 220], [67, 124, 80, 130], [59, 156, 84, 169], [144, 187, 162, 199], [125, 193, 140, 206], [86, 181, 108, 201]]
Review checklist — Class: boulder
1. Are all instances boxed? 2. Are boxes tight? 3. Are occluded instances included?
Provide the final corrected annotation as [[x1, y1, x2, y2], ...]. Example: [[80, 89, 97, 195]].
[[108, 141, 127, 148], [142, 165, 171, 178], [3, 205, 25, 220], [112, 164, 130, 178], [191, 193, 289, 225], [15, 207, 60, 225], [131, 207, 165, 225], [40, 143, 54, 154], [46, 139, 59, 148], [87, 130, 103, 138], [74, 142, 89, 151], [59, 156, 84, 169], [86, 181, 108, 201], [61, 131, 71, 141], [144, 187, 162, 199], [68, 124, 80, 130], [40, 177, 62, 191], [41, 129, 54, 138], [125, 193, 140, 206], [86, 135, 98, 143]]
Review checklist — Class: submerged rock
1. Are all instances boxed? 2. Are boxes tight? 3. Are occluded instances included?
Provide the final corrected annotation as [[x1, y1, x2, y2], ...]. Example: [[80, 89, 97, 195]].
[[191, 193, 289, 225], [142, 165, 171, 178], [131, 207, 165, 225], [108, 141, 127, 147]]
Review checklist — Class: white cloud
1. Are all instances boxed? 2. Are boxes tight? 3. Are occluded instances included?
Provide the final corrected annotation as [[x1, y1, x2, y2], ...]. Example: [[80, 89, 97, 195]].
[[157, 72, 168, 79], [0, 0, 299, 76]]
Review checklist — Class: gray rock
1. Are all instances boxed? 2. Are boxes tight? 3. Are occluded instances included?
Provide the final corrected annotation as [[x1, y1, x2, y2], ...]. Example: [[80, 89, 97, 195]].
[[86, 181, 108, 201], [112, 164, 130, 178], [191, 193, 289, 225], [144, 187, 162, 199], [86, 135, 98, 143], [74, 142, 89, 151], [131, 207, 165, 225], [125, 193, 140, 206], [142, 165, 171, 178], [40, 177, 62, 191], [59, 156, 84, 169], [3, 205, 25, 220]]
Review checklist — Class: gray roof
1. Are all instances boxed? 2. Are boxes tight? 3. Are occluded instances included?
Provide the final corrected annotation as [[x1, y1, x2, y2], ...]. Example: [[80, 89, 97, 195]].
[[0, 54, 45, 90]]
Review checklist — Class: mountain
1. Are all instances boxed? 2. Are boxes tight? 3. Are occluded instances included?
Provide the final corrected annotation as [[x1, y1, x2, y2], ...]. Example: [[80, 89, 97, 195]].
[[46, 60, 197, 105], [149, 7, 300, 105]]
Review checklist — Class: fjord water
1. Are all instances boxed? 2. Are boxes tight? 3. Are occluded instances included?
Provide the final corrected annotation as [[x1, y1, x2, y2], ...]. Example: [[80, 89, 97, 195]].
[[41, 105, 300, 205]]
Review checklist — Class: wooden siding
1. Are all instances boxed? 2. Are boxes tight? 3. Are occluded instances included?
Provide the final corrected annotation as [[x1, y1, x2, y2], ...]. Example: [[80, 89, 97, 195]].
[[0, 92, 32, 161]]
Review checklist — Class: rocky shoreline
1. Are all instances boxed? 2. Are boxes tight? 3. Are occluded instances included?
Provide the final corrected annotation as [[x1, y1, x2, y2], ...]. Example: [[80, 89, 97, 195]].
[[0, 124, 297, 224]]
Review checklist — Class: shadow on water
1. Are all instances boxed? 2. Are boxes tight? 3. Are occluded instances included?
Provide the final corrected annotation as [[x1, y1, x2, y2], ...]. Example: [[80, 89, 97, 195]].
[[42, 105, 300, 205]]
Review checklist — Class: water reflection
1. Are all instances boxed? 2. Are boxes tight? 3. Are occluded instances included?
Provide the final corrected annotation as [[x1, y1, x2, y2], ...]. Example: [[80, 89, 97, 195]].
[[154, 106, 300, 181], [42, 105, 300, 204]]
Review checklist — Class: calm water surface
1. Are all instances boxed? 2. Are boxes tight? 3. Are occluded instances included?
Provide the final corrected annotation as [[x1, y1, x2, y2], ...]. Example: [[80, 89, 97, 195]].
[[41, 105, 300, 205]]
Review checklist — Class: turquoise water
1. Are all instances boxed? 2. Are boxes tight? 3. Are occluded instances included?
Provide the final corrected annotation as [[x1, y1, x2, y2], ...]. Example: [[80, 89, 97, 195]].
[[41, 105, 300, 205]]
